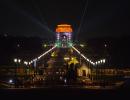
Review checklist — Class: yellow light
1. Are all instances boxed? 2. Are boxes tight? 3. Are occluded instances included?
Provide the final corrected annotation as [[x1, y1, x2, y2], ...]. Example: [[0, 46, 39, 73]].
[[71, 57, 74, 60], [64, 57, 70, 60], [44, 44, 47, 48], [51, 51, 57, 57], [68, 57, 79, 65], [80, 44, 85, 47]]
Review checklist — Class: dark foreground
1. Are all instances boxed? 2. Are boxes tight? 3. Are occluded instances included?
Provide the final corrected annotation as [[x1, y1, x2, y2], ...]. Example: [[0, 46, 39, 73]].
[[0, 87, 130, 100]]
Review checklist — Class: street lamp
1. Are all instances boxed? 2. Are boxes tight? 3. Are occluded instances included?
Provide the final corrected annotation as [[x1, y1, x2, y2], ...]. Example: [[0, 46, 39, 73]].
[[18, 59, 21, 63], [13, 58, 21, 87], [102, 59, 106, 63], [14, 58, 17, 63], [98, 61, 101, 64], [24, 61, 28, 66], [24, 61, 29, 84]]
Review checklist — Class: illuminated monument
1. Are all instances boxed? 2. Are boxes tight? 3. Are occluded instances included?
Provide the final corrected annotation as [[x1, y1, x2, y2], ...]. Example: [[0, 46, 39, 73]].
[[55, 24, 73, 48]]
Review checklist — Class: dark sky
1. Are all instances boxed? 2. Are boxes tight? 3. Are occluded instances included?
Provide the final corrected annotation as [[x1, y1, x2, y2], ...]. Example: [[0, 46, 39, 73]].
[[0, 0, 129, 40]]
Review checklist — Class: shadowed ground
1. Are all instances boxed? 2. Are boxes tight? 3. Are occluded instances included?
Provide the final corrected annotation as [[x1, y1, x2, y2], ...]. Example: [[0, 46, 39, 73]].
[[0, 87, 130, 99]]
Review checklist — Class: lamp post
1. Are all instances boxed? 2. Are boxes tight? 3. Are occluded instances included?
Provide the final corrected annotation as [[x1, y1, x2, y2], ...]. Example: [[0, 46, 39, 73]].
[[24, 61, 28, 81], [14, 58, 21, 87]]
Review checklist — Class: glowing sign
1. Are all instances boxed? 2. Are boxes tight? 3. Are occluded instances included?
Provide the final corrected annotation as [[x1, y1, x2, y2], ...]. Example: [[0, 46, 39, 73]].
[[56, 24, 73, 33]]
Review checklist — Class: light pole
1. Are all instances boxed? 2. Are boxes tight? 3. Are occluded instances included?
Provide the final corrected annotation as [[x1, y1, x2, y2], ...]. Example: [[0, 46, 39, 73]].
[[14, 58, 21, 87], [24, 61, 28, 81]]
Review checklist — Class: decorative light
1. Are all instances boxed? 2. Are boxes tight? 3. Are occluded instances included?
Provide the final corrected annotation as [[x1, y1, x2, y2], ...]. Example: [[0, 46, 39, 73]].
[[29, 46, 56, 64], [18, 59, 21, 63], [98, 61, 101, 64], [24, 61, 28, 65], [9, 79, 13, 83], [14, 58, 17, 63], [103, 59, 106, 63], [29, 62, 31, 65], [80, 44, 85, 47], [95, 62, 98, 65], [100, 60, 103, 63], [72, 46, 95, 65]]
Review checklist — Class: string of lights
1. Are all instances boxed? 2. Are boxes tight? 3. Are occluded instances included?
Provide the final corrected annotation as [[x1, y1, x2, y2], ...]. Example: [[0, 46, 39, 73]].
[[72, 46, 106, 66]]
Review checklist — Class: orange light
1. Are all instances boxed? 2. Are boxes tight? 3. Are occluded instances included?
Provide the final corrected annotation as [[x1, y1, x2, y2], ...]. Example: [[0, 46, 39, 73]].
[[56, 24, 73, 33]]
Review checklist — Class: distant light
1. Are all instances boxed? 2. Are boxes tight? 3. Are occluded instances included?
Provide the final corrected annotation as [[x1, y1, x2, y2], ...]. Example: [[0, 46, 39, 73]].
[[64, 79, 67, 83], [24, 61, 28, 65], [60, 76, 63, 80], [100, 60, 103, 63], [17, 44, 20, 47], [38, 56, 41, 59], [9, 79, 13, 83], [103, 59, 106, 63], [95, 62, 98, 65], [14, 58, 17, 63], [30, 45, 56, 65], [64, 57, 70, 60], [92, 62, 94, 65], [98, 61, 101, 64], [87, 59, 89, 62], [80, 44, 85, 47], [44, 44, 47, 48], [72, 46, 94, 65], [18, 59, 21, 63], [29, 62, 31, 65]]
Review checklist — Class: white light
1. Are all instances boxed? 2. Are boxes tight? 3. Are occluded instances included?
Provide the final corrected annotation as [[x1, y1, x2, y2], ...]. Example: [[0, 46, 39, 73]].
[[9, 79, 13, 83], [72, 46, 80, 54], [38, 56, 41, 59], [18, 59, 21, 63], [29, 46, 56, 65], [14, 58, 17, 63], [72, 46, 95, 65], [92, 62, 95, 66], [98, 61, 101, 64], [24, 61, 28, 65], [29, 62, 31, 65], [89, 60, 92, 63], [90, 61, 93, 64], [87, 59, 89, 62], [64, 57, 70, 60], [103, 59, 106, 63], [100, 60, 103, 63], [95, 62, 98, 65], [64, 79, 67, 83]]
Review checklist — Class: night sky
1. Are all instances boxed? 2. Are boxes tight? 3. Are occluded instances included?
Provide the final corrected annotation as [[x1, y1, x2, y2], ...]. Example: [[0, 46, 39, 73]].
[[0, 0, 129, 40]]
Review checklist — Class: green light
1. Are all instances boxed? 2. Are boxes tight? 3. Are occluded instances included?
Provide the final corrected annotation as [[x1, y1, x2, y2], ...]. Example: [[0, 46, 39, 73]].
[[55, 40, 61, 48], [68, 41, 73, 47]]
